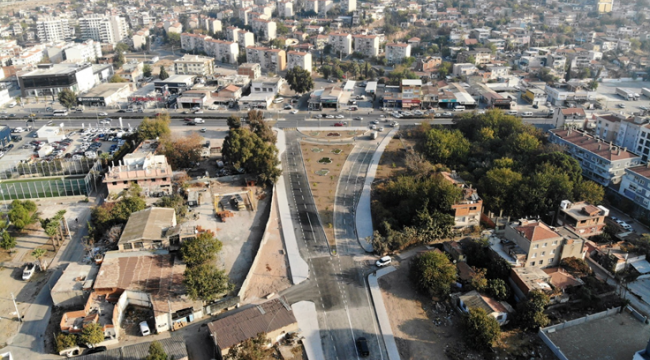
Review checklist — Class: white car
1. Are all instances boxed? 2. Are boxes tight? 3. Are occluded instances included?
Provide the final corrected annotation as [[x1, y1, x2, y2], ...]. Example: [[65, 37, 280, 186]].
[[194, 110, 204, 114], [273, 97, 284, 103], [194, 118, 205, 123], [290, 110, 298, 114], [375, 256, 391, 267], [100, 120, 111, 124], [371, 120, 379, 124], [370, 125, 377, 130], [379, 127, 384, 131], [22, 263, 35, 280], [98, 112, 108, 116], [326, 115, 335, 119], [336, 115, 345, 119]]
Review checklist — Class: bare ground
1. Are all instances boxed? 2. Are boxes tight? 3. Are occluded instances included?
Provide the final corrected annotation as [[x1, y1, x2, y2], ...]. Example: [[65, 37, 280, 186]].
[[242, 194, 291, 302], [300, 142, 353, 247]]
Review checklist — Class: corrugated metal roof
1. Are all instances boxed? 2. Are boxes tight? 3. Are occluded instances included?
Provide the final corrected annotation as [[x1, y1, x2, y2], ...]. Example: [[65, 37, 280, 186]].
[[77, 338, 189, 360], [118, 207, 175, 245], [207, 298, 296, 350]]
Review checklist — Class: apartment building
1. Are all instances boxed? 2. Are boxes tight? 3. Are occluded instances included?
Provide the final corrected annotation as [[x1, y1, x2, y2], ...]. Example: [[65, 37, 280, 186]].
[[64, 40, 102, 63], [353, 35, 379, 57], [132, 29, 149, 50], [251, 19, 276, 41], [341, 0, 356, 13], [553, 108, 587, 129], [453, 63, 478, 77], [236, 30, 255, 49], [442, 172, 482, 228], [237, 63, 261, 79], [415, 56, 442, 72], [592, 115, 650, 161], [180, 33, 210, 52], [203, 18, 222, 34], [304, 0, 318, 13], [556, 201, 608, 238], [204, 39, 239, 64], [174, 54, 215, 76], [287, 51, 312, 73], [245, 46, 286, 73], [548, 128, 643, 186], [386, 43, 411, 64], [36, 18, 71, 43], [79, 16, 129, 44], [103, 142, 172, 196], [318, 0, 333, 15], [597, 0, 613, 13], [504, 219, 585, 268], [329, 33, 352, 55], [619, 164, 650, 212], [278, 1, 294, 18]]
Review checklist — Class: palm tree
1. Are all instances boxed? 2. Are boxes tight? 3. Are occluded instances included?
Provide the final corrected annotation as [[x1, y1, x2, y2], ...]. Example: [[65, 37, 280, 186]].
[[31, 248, 47, 271]]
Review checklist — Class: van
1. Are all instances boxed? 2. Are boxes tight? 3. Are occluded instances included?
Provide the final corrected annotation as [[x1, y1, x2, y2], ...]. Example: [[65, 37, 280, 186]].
[[454, 106, 466, 111], [139, 321, 151, 336], [521, 111, 533, 117], [505, 110, 518, 115]]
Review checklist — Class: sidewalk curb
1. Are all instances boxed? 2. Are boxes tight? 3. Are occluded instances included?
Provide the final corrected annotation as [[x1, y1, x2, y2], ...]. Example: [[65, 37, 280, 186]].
[[367, 266, 401, 360], [292, 301, 326, 360]]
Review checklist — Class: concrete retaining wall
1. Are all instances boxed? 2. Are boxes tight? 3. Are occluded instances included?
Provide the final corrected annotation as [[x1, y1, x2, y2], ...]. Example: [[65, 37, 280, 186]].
[[538, 329, 569, 360], [237, 190, 276, 300]]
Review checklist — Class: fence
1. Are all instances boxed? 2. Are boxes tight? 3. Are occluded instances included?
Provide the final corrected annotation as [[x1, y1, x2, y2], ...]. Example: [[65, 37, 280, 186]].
[[0, 160, 103, 200]]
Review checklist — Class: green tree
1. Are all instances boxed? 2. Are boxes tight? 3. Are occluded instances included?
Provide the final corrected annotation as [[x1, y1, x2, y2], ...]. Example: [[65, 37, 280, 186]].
[[464, 308, 501, 350], [409, 250, 457, 297], [55, 333, 78, 353], [138, 114, 171, 140], [227, 115, 242, 129], [32, 248, 47, 270], [109, 74, 127, 83], [160, 132, 204, 170], [225, 332, 271, 360], [319, 65, 332, 79], [222, 128, 282, 184], [486, 278, 509, 301], [115, 43, 129, 53], [159, 66, 169, 80], [181, 232, 223, 267], [285, 66, 314, 94], [0, 231, 16, 250], [237, 53, 247, 65], [79, 323, 104, 347], [8, 200, 37, 231], [154, 194, 187, 219], [573, 180, 604, 205], [247, 110, 276, 143], [588, 79, 599, 90], [184, 263, 232, 301], [57, 89, 77, 109], [517, 290, 550, 331], [166, 32, 180, 46], [418, 128, 470, 166], [478, 168, 523, 216], [143, 64, 153, 78], [145, 341, 168, 360], [438, 61, 453, 78]]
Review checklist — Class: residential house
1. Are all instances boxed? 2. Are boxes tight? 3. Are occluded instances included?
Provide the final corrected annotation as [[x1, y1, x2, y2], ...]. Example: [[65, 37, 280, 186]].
[[237, 62, 261, 80], [556, 201, 609, 238], [103, 142, 172, 196], [442, 171, 482, 228], [415, 56, 442, 72], [174, 54, 215, 76], [553, 108, 587, 129], [456, 290, 514, 325]]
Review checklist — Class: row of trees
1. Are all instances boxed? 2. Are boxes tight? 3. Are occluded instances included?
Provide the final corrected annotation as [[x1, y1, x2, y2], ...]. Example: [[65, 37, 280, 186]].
[[181, 231, 232, 301], [222, 111, 282, 184]]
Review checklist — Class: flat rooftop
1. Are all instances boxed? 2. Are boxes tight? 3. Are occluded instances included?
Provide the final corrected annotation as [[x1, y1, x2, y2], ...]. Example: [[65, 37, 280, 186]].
[[21, 63, 90, 77], [78, 83, 131, 98], [544, 311, 650, 360]]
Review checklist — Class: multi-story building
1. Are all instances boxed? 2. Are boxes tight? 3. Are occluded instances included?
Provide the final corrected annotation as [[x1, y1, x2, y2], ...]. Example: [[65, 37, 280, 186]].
[[553, 108, 587, 129], [17, 63, 95, 98], [245, 46, 286, 73], [619, 164, 650, 213], [203, 18, 222, 34], [204, 39, 239, 64], [341, 0, 356, 13], [329, 33, 352, 55], [304, 0, 318, 13], [548, 128, 643, 186], [452, 63, 478, 77], [317, 0, 333, 16], [521, 87, 546, 106], [64, 40, 102, 63], [180, 33, 210, 53], [79, 16, 129, 44], [442, 172, 482, 228], [36, 18, 71, 43], [132, 29, 149, 50], [237, 63, 261, 80], [174, 54, 215, 76], [236, 30, 255, 49], [287, 51, 312, 73], [400, 79, 422, 109], [597, 0, 613, 13], [251, 19, 276, 41], [385, 43, 411, 64], [504, 219, 585, 268], [353, 35, 379, 57], [556, 200, 608, 238], [415, 56, 442, 72], [278, 1, 294, 18], [103, 142, 173, 196]]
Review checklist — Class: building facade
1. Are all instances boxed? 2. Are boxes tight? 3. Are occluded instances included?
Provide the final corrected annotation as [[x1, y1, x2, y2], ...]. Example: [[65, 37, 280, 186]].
[[36, 18, 71, 43], [329, 33, 352, 55], [174, 54, 215, 76], [79, 16, 129, 44], [504, 220, 585, 268], [353, 34, 379, 57], [245, 46, 286, 73], [251, 19, 276, 41], [386, 43, 411, 64], [287, 51, 312, 73]]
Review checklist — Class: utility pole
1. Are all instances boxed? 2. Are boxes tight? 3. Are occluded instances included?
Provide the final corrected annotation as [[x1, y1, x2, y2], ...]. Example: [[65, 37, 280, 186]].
[[11, 292, 21, 323]]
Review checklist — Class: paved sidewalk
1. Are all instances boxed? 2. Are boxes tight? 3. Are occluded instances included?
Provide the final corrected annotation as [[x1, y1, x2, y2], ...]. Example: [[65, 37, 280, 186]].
[[355, 127, 399, 252], [291, 301, 326, 360], [368, 266, 401, 360], [275, 129, 309, 284]]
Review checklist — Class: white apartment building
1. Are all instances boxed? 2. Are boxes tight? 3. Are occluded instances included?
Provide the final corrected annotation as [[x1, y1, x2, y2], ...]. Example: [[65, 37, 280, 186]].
[[251, 19, 276, 41], [245, 47, 286, 73], [341, 0, 356, 12], [278, 1, 294, 18], [181, 33, 210, 52], [287, 51, 312, 73], [304, 0, 318, 13], [353, 35, 379, 57], [132, 29, 149, 50], [386, 43, 411, 64], [36, 18, 71, 43], [329, 33, 352, 55], [203, 18, 222, 34], [79, 16, 129, 44], [237, 30, 255, 49], [204, 39, 239, 64], [174, 54, 215, 76], [318, 0, 333, 16], [64, 40, 102, 63]]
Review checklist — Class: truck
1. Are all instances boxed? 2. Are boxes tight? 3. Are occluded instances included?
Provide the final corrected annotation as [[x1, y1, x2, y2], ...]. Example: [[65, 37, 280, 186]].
[[616, 87, 640, 101], [370, 131, 378, 140], [643, 88, 650, 98]]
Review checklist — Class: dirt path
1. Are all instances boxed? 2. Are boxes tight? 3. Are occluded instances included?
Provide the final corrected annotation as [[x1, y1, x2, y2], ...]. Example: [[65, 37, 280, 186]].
[[300, 142, 353, 247]]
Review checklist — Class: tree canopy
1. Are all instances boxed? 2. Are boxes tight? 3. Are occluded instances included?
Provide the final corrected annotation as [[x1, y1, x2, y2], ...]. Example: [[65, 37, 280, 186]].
[[181, 232, 223, 267], [159, 66, 170, 80], [222, 125, 282, 184], [138, 114, 171, 140], [409, 250, 457, 297], [145, 341, 168, 360], [90, 186, 145, 241], [109, 74, 127, 83], [464, 308, 501, 350], [285, 66, 314, 94], [184, 263, 232, 301], [160, 132, 203, 170], [79, 323, 104, 347], [57, 89, 77, 109], [8, 200, 37, 231], [516, 290, 550, 331]]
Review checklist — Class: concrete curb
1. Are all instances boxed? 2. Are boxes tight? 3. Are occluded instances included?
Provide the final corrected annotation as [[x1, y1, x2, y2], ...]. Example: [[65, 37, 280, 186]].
[[292, 301, 326, 360], [275, 129, 309, 285], [355, 127, 400, 252], [368, 266, 401, 360]]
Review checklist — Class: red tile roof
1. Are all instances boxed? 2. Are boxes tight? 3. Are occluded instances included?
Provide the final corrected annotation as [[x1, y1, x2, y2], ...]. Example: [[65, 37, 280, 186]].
[[515, 221, 560, 242], [550, 129, 641, 161]]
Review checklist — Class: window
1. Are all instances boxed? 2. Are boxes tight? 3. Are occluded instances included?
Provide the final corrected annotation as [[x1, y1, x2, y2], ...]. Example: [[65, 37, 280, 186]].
[[533, 244, 538, 249], [532, 253, 537, 258], [112, 182, 117, 185], [539, 259, 544, 265], [123, 243, 133, 250], [541, 251, 545, 256], [543, 243, 547, 248], [551, 249, 555, 255], [552, 241, 558, 245], [134, 242, 144, 248], [530, 261, 536, 266]]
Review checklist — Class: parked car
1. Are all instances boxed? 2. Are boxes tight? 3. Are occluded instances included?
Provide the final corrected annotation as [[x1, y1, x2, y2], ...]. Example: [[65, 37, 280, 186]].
[[273, 97, 284, 104], [139, 321, 151, 336], [334, 122, 345, 127], [353, 117, 363, 120], [375, 256, 391, 267], [194, 118, 205, 124], [335, 115, 345, 119], [22, 263, 35, 280], [98, 112, 108, 116], [86, 346, 107, 355], [290, 110, 298, 114]]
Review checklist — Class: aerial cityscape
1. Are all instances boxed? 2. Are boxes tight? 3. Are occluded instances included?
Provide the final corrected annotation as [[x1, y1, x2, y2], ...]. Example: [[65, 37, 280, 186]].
[[0, 0, 649, 359]]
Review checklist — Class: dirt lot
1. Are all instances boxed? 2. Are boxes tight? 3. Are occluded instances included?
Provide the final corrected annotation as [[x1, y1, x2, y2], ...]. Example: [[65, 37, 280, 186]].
[[300, 142, 353, 246], [241, 195, 291, 302]]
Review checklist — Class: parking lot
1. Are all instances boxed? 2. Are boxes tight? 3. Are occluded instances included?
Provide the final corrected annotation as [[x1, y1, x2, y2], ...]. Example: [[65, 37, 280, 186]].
[[594, 80, 650, 112]]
